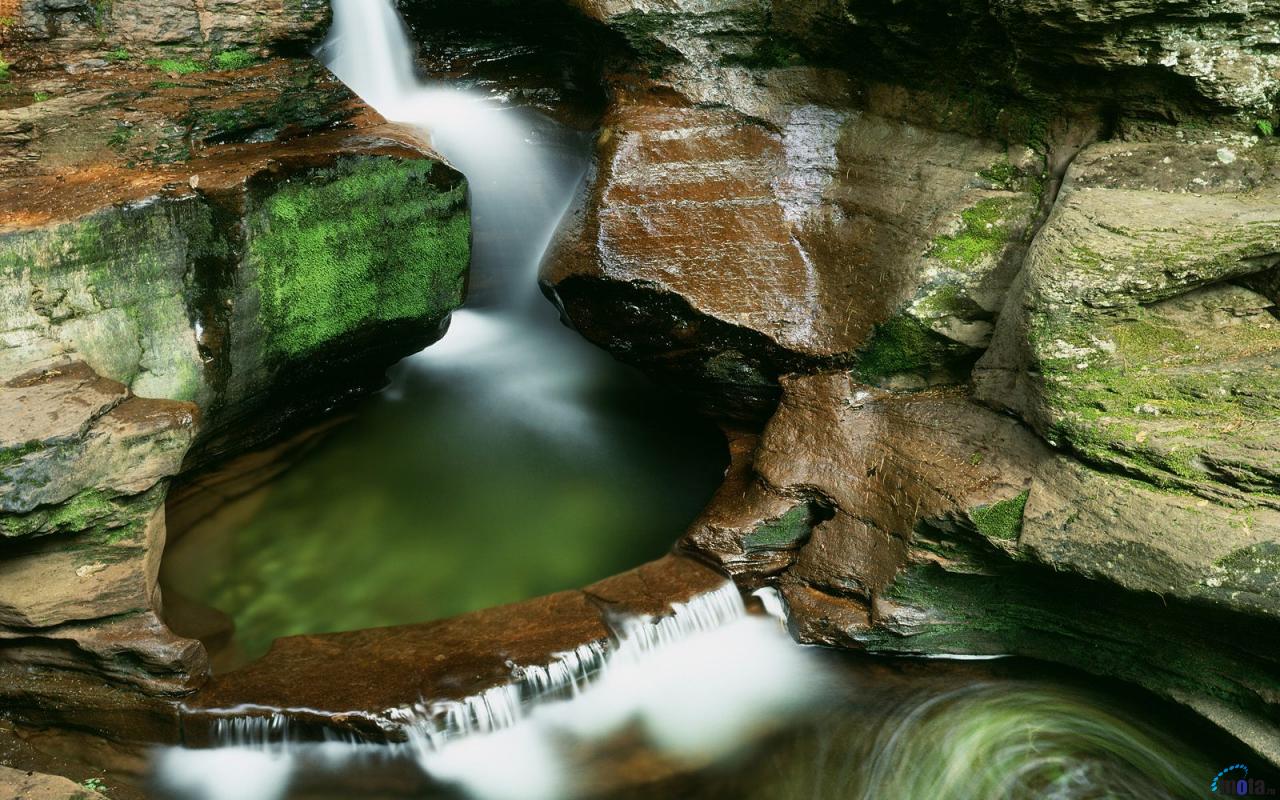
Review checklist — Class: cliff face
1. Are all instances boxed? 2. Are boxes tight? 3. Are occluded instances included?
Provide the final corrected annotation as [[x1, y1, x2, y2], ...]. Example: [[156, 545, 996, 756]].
[[0, 13, 470, 718], [6, 0, 329, 57], [537, 0, 1280, 758]]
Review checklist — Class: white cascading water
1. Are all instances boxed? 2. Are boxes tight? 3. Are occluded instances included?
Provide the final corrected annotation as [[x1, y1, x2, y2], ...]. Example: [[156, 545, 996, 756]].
[[317, 0, 609, 445], [155, 582, 820, 800]]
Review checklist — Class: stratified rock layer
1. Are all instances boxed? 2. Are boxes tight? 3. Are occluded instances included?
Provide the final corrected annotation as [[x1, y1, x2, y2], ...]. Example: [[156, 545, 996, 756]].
[[544, 0, 1280, 763], [185, 556, 727, 742], [0, 55, 471, 709]]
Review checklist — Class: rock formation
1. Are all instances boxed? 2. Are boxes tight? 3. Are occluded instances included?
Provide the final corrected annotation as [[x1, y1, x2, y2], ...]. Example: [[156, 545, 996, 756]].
[[0, 3, 470, 728], [1, 0, 1277, 779], [538, 0, 1280, 760]]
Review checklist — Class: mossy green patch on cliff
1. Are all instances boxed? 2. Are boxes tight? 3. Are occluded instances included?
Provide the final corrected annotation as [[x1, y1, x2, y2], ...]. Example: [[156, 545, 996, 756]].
[[863, 553, 1280, 712], [183, 62, 354, 146], [720, 35, 808, 69], [1, 485, 165, 547], [929, 196, 1026, 268], [703, 349, 772, 388], [249, 157, 469, 360], [1209, 542, 1280, 600], [0, 440, 45, 469], [212, 49, 259, 71], [969, 490, 1029, 540], [1031, 295, 1280, 492], [147, 57, 205, 75], [1, 489, 117, 539], [852, 524, 1280, 726], [743, 504, 814, 550], [855, 315, 971, 381]]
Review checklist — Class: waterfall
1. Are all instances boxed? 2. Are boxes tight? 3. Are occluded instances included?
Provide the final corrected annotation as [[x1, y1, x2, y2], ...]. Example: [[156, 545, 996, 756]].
[[317, 0, 586, 311], [157, 583, 820, 800], [152, 5, 824, 798]]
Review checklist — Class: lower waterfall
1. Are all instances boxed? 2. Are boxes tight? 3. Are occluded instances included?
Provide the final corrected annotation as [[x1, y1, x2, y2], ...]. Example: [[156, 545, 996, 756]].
[[155, 584, 821, 800]]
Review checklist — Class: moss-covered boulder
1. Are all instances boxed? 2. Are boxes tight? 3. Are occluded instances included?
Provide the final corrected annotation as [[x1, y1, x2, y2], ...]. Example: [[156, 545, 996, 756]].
[[0, 149, 469, 460], [976, 139, 1280, 501], [245, 158, 469, 362]]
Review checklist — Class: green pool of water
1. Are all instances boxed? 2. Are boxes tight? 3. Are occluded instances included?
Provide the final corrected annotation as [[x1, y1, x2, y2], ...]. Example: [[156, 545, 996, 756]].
[[162, 311, 727, 661]]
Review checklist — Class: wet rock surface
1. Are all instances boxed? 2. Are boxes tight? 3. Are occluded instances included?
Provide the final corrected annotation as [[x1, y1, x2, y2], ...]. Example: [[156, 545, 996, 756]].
[[3, 0, 1280, 786], [0, 764, 107, 800], [535, 0, 1280, 762], [0, 363, 203, 696], [187, 555, 727, 742], [545, 86, 1043, 418], [4, 0, 329, 60], [681, 374, 1280, 763], [0, 43, 471, 726]]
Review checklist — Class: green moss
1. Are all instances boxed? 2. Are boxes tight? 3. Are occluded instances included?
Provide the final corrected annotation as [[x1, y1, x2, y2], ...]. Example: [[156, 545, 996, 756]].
[[0, 440, 45, 469], [856, 315, 969, 380], [969, 490, 1029, 540], [184, 64, 351, 145], [929, 197, 1021, 268], [0, 197, 225, 403], [0, 489, 117, 538], [32, 91, 50, 103], [104, 47, 130, 62], [250, 157, 470, 360], [743, 504, 815, 550], [1211, 542, 1280, 598], [107, 121, 134, 151], [90, 0, 112, 31], [148, 57, 204, 75], [212, 49, 258, 70], [860, 546, 1280, 717], [703, 349, 772, 388], [1034, 303, 1280, 490], [721, 35, 807, 69], [0, 56, 10, 83], [978, 160, 1021, 190], [1257, 120, 1275, 138]]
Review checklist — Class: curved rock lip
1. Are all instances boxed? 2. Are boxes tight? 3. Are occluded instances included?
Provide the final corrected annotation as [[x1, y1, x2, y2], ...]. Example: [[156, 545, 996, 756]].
[[180, 555, 729, 744]]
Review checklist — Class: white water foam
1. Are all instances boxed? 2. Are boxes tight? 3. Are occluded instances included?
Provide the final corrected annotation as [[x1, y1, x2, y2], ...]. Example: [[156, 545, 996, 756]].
[[157, 582, 822, 800]]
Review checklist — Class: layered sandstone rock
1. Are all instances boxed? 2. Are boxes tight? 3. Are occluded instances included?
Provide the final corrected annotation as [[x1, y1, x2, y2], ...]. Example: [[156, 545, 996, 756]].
[[0, 363, 205, 694], [0, 55, 470, 709], [0, 765, 107, 800], [185, 556, 727, 742], [4, 0, 328, 59], [545, 87, 1044, 417], [540, 0, 1280, 760]]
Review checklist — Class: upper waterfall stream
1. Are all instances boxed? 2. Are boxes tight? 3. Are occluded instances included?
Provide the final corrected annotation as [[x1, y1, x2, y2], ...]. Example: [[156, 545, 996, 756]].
[[161, 0, 726, 661]]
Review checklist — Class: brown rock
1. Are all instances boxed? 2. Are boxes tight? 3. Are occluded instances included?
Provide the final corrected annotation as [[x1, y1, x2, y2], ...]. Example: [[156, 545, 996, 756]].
[[188, 556, 730, 741], [681, 371, 1280, 758], [545, 91, 1039, 417], [0, 766, 107, 800]]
